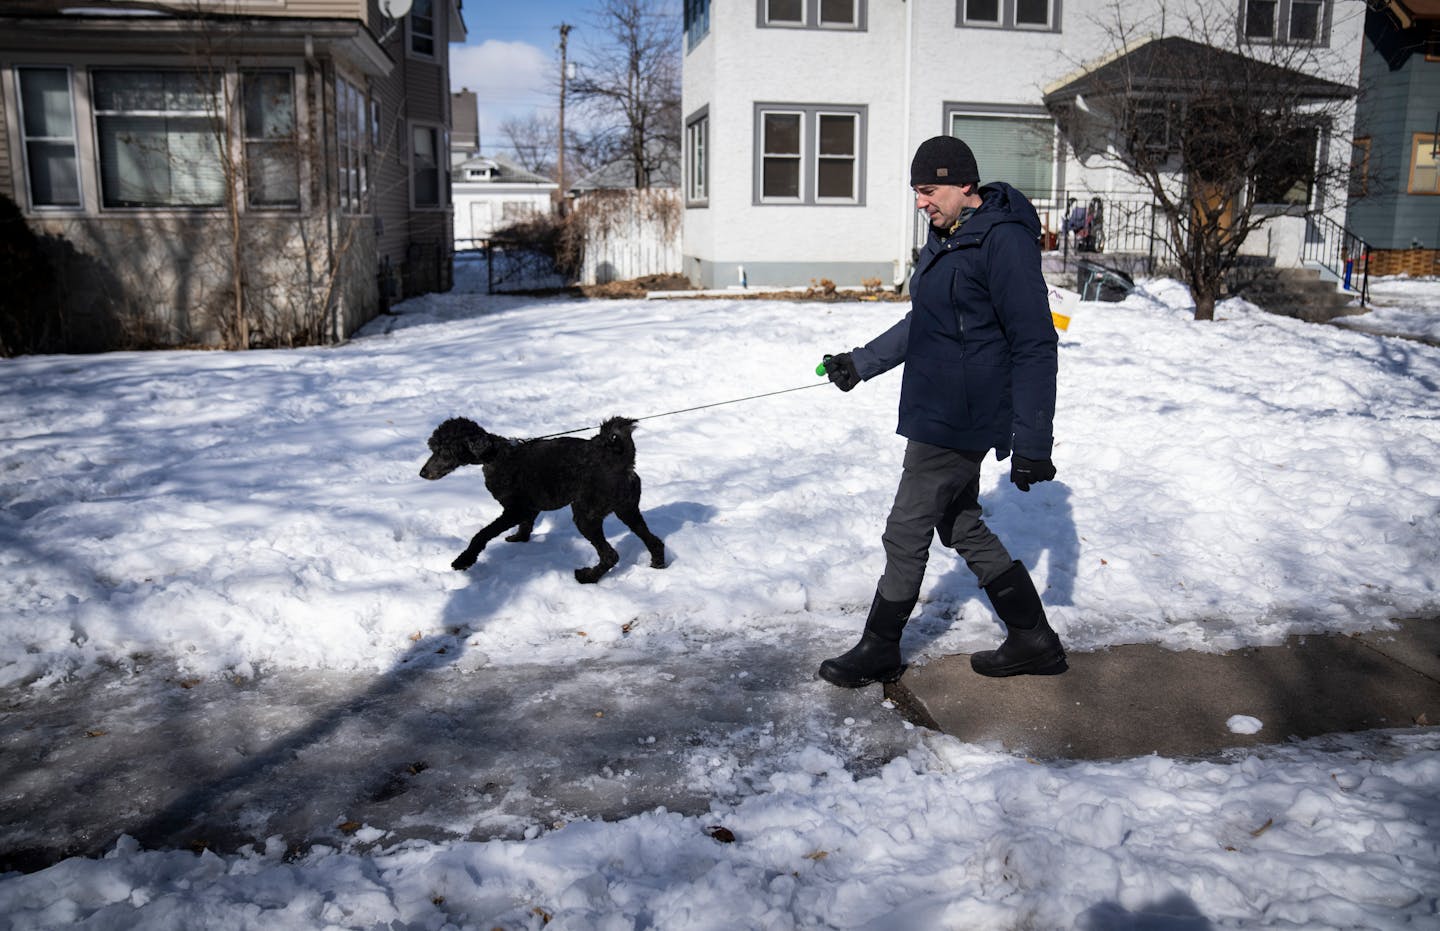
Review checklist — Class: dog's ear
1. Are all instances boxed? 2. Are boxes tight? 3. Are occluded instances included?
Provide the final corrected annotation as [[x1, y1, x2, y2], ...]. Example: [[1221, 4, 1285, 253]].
[[463, 429, 499, 462]]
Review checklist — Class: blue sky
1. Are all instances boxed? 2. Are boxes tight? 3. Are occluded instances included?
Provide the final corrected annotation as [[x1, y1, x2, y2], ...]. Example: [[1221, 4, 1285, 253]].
[[452, 0, 611, 148]]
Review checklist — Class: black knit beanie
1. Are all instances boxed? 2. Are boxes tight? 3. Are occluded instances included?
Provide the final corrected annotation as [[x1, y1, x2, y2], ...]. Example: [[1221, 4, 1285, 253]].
[[909, 135, 980, 187]]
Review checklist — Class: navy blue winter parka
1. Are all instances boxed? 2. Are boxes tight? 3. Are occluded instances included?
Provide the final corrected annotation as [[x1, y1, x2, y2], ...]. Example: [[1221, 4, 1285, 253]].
[[850, 181, 1057, 460]]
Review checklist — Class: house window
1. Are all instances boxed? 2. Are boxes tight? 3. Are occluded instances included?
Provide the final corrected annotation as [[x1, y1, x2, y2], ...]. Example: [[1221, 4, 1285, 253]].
[[1253, 126, 1317, 206], [760, 111, 802, 200], [816, 112, 858, 199], [759, 0, 864, 30], [502, 200, 537, 222], [765, 0, 803, 23], [242, 70, 298, 209], [93, 70, 225, 209], [337, 77, 369, 213], [754, 104, 866, 205], [16, 67, 81, 209], [1408, 134, 1440, 195], [413, 124, 441, 207], [685, 0, 710, 50], [959, 0, 1057, 30], [686, 108, 709, 205], [411, 0, 435, 57], [947, 109, 1056, 201], [1242, 0, 1327, 44]]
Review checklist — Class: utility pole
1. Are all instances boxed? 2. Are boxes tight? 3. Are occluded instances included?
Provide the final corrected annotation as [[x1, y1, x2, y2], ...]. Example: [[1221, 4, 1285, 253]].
[[557, 22, 572, 215]]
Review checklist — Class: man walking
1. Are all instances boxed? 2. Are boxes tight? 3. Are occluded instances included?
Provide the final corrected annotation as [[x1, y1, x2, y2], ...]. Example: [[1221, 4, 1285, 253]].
[[819, 135, 1064, 687]]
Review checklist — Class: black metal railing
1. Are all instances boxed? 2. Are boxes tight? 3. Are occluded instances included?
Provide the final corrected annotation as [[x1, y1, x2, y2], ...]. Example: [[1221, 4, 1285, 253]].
[[1301, 212, 1370, 307]]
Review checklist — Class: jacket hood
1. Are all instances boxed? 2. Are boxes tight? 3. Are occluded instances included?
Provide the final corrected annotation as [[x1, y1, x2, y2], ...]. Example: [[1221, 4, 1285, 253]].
[[934, 181, 1041, 247]]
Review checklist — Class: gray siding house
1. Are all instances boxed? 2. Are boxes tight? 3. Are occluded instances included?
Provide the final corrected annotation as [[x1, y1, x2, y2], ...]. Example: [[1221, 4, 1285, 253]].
[[1349, 0, 1440, 276], [1, 0, 464, 352]]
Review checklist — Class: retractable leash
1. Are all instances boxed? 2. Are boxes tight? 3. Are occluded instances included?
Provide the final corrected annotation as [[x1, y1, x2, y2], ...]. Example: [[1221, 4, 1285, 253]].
[[530, 365, 835, 440]]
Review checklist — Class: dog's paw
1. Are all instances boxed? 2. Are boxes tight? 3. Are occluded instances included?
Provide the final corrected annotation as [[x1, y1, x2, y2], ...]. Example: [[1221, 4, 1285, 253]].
[[504, 531, 530, 543], [574, 566, 605, 584], [650, 550, 667, 569], [451, 553, 478, 571]]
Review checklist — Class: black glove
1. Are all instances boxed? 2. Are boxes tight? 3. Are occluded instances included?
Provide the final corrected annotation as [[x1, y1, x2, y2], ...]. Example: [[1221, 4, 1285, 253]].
[[822, 353, 861, 392], [1010, 455, 1056, 492]]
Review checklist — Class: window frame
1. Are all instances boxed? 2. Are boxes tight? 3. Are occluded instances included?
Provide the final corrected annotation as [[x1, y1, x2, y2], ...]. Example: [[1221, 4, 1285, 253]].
[[1407, 133, 1440, 195], [411, 121, 445, 209], [241, 68, 299, 210], [1251, 124, 1320, 208], [15, 66, 83, 211], [1240, 0, 1330, 46], [409, 0, 437, 59], [944, 103, 1058, 202], [757, 0, 866, 31], [753, 103, 867, 206], [685, 0, 711, 51], [336, 74, 370, 214], [957, 0, 1060, 33], [686, 106, 709, 207], [90, 67, 227, 211]]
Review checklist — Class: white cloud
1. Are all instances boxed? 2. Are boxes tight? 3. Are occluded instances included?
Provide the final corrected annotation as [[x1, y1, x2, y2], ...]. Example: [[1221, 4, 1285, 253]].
[[450, 40, 557, 141]]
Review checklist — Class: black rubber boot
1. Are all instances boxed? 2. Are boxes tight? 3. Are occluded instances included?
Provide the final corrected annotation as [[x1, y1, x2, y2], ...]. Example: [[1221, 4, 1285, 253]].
[[818, 591, 917, 688], [972, 561, 1067, 677]]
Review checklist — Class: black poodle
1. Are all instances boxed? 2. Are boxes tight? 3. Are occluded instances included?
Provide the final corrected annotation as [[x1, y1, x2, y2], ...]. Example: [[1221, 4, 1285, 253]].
[[420, 416, 667, 583]]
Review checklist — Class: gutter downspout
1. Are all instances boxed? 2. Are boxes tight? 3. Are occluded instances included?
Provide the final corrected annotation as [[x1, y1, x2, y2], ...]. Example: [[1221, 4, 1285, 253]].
[[895, 0, 913, 290]]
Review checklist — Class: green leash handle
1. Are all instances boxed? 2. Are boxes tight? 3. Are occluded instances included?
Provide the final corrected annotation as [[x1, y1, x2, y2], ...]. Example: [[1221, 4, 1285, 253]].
[[816, 355, 832, 377]]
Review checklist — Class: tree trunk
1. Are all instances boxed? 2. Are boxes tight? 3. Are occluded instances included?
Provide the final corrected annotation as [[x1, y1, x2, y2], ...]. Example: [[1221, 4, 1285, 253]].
[[1192, 286, 1217, 321]]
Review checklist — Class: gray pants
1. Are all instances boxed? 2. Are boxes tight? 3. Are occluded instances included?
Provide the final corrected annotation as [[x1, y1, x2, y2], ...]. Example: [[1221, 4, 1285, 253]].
[[877, 440, 1013, 602]]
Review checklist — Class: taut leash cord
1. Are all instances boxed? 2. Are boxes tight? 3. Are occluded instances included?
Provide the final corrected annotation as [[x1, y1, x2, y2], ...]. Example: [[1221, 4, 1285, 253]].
[[531, 381, 829, 440]]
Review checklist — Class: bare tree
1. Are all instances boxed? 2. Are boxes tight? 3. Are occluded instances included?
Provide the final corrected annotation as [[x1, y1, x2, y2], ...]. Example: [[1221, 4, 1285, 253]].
[[1046, 5, 1355, 320], [569, 0, 681, 189], [500, 112, 559, 177]]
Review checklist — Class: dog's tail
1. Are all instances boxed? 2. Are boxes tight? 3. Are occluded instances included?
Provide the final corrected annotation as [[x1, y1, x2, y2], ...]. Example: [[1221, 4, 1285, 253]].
[[596, 416, 639, 463]]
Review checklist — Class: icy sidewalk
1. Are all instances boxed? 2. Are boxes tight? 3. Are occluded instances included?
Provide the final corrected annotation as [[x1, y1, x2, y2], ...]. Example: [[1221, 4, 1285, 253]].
[[892, 615, 1440, 759], [0, 636, 920, 873]]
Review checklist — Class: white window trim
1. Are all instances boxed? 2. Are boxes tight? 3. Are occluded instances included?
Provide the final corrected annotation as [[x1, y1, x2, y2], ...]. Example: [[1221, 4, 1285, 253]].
[[814, 110, 859, 203], [686, 106, 709, 206]]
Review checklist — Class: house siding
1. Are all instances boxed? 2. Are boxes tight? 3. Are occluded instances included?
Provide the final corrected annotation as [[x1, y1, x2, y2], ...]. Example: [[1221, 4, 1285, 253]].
[[683, 0, 1364, 289], [1350, 31, 1440, 252], [1, 0, 459, 351]]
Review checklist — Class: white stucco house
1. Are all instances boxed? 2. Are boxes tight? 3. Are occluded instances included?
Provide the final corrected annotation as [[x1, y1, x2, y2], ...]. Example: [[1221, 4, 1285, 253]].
[[451, 154, 557, 249], [679, 0, 1364, 290]]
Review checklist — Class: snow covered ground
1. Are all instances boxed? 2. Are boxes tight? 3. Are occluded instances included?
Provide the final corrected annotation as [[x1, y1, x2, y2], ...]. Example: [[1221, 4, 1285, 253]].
[[1, 265, 1438, 928]]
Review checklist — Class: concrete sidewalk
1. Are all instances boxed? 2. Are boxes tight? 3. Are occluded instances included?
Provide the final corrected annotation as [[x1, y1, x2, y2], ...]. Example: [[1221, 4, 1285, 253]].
[[885, 616, 1440, 760]]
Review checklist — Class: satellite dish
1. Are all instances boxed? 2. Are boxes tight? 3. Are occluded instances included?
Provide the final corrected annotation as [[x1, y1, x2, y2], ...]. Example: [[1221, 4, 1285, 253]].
[[380, 0, 413, 19]]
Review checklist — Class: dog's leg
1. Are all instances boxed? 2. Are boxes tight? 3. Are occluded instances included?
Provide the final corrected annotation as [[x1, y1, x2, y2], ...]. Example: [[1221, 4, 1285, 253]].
[[452, 508, 528, 571], [504, 514, 538, 543], [571, 507, 619, 584], [616, 474, 667, 569]]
